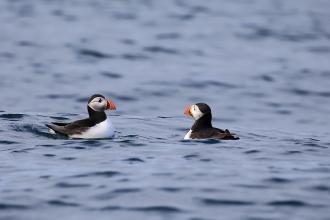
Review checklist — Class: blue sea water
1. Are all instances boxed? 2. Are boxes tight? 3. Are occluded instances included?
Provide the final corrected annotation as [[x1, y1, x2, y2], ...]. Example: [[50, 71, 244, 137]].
[[1, 0, 330, 219]]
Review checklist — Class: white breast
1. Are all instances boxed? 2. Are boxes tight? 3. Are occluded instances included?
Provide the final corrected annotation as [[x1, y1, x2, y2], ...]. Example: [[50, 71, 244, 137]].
[[184, 129, 192, 139], [70, 118, 115, 139]]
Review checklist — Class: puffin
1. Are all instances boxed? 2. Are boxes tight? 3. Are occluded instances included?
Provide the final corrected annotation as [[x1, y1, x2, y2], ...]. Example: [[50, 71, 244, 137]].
[[183, 103, 239, 140], [45, 94, 116, 139]]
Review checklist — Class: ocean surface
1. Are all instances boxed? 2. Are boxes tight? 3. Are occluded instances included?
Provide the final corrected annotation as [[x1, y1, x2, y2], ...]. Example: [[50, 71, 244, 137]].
[[1, 0, 330, 219]]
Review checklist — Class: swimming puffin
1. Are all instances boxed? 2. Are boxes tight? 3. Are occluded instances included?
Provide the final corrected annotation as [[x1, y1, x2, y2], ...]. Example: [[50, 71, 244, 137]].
[[184, 103, 239, 140], [45, 94, 116, 139]]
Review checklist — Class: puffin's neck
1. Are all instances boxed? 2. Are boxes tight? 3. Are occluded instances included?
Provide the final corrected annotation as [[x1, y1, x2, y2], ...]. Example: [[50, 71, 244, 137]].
[[191, 112, 212, 131], [87, 106, 107, 124]]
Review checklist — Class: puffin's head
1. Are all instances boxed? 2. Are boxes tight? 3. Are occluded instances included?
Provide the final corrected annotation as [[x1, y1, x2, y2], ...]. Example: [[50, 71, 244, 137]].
[[184, 103, 211, 120], [87, 94, 116, 112]]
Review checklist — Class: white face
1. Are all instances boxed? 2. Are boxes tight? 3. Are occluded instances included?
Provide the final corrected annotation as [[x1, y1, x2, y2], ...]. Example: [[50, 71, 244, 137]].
[[190, 104, 205, 120], [88, 97, 107, 112]]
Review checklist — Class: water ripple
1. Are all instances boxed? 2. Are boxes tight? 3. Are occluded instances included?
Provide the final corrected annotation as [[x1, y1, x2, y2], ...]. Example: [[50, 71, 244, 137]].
[[183, 154, 200, 160], [199, 198, 255, 206], [71, 171, 120, 178], [0, 113, 25, 121], [245, 150, 261, 154], [311, 185, 330, 192], [77, 49, 114, 59], [55, 182, 91, 188], [143, 46, 179, 54], [121, 53, 149, 60], [101, 72, 123, 79], [156, 33, 181, 40], [0, 140, 19, 144], [49, 116, 69, 121], [48, 200, 80, 207], [112, 188, 141, 193], [123, 158, 145, 162], [180, 80, 236, 89], [129, 206, 182, 212], [0, 203, 29, 210], [267, 200, 307, 207], [94, 188, 141, 200], [158, 187, 183, 192], [264, 177, 291, 183], [100, 206, 122, 211]]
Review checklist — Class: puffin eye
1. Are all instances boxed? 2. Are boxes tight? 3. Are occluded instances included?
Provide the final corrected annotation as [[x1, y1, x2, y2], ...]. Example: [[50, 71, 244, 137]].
[[98, 98, 102, 103]]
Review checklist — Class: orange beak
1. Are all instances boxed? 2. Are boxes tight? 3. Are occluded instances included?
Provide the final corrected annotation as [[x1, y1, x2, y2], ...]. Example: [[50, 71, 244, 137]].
[[184, 105, 192, 117], [105, 99, 116, 110]]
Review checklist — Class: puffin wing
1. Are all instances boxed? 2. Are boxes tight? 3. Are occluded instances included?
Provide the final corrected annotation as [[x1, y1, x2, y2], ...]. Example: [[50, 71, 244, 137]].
[[45, 118, 95, 136], [215, 129, 239, 140], [45, 123, 70, 136], [190, 127, 239, 140], [189, 127, 221, 139]]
